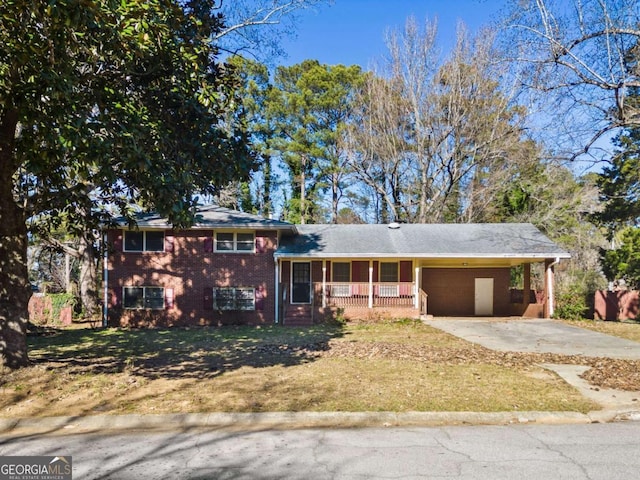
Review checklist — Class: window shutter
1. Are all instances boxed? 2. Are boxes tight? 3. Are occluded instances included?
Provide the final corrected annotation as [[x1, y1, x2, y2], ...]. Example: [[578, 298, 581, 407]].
[[203, 287, 214, 310], [113, 231, 123, 252], [112, 286, 122, 307], [204, 236, 213, 253], [165, 288, 175, 309], [255, 286, 265, 311], [400, 261, 412, 282], [255, 236, 267, 253], [165, 232, 175, 253]]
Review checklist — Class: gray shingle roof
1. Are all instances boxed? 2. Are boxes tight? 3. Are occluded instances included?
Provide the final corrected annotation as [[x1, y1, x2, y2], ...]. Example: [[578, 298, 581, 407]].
[[115, 204, 296, 231], [275, 223, 570, 259]]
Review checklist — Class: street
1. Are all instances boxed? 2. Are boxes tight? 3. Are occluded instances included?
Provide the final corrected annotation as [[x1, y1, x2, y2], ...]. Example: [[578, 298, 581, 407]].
[[2, 422, 640, 479]]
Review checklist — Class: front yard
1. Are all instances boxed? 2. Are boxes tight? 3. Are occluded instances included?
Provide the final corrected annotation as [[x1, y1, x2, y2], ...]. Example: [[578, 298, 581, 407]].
[[2, 318, 639, 418]]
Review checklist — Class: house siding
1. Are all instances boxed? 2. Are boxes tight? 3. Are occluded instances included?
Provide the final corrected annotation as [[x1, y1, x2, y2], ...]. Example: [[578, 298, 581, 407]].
[[422, 268, 511, 316], [107, 229, 278, 327]]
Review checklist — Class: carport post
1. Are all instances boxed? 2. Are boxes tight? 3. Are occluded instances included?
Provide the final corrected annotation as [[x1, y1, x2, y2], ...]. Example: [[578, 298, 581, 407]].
[[368, 261, 373, 309], [523, 263, 531, 313], [414, 266, 420, 309], [544, 257, 560, 318]]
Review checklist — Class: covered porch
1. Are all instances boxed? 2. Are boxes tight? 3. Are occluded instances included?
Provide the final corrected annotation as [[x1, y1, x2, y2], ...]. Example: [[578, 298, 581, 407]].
[[275, 257, 559, 324], [273, 223, 570, 325]]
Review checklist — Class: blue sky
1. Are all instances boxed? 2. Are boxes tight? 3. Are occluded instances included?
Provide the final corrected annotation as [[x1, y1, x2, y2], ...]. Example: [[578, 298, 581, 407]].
[[280, 0, 510, 67]]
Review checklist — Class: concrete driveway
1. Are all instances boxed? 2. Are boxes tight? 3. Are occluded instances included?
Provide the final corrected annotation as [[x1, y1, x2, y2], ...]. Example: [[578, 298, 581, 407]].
[[424, 318, 640, 360]]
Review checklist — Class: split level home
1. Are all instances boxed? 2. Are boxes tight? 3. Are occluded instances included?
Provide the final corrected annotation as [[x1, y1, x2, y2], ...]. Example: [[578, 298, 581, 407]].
[[103, 205, 570, 327]]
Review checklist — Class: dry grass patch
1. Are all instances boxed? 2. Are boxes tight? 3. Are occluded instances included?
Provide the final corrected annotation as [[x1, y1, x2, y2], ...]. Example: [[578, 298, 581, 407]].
[[563, 319, 640, 343], [0, 319, 600, 418]]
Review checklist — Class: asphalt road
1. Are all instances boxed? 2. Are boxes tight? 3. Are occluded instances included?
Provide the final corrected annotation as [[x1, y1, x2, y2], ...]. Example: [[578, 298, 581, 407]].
[[2, 422, 640, 479]]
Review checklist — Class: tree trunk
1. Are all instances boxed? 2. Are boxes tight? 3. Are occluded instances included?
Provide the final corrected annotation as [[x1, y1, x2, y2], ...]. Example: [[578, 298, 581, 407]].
[[0, 110, 30, 369], [331, 171, 339, 224], [78, 233, 99, 317], [300, 155, 306, 224]]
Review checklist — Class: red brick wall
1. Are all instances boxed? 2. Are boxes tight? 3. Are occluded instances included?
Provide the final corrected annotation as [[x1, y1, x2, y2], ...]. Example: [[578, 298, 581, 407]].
[[422, 268, 511, 316], [107, 229, 278, 327]]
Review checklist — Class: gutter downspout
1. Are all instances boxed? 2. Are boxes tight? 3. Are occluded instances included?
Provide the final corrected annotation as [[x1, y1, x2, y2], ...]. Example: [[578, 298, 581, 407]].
[[102, 231, 109, 328], [274, 257, 280, 324], [546, 257, 561, 319]]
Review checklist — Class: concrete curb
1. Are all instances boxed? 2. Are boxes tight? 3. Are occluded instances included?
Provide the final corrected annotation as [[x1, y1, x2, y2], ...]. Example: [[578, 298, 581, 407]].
[[2, 409, 640, 436]]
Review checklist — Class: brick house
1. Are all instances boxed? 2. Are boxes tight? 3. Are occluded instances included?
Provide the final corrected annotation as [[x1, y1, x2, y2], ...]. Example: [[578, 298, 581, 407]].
[[104, 206, 570, 327]]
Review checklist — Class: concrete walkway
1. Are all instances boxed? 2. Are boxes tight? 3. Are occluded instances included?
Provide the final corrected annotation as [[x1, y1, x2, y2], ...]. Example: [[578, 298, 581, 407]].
[[424, 318, 640, 359]]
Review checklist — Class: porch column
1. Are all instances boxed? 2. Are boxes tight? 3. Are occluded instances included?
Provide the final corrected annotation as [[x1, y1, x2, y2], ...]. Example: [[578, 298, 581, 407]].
[[368, 260, 373, 309], [322, 260, 327, 308], [522, 263, 531, 315], [544, 258, 559, 318], [274, 259, 280, 324], [414, 265, 420, 309]]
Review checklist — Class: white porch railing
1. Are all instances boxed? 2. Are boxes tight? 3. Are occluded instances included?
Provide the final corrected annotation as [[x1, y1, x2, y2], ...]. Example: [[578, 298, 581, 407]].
[[313, 282, 416, 308]]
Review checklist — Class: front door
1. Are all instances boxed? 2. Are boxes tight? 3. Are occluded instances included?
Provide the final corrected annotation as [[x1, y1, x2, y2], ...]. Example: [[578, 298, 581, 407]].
[[474, 278, 494, 315], [292, 262, 311, 304]]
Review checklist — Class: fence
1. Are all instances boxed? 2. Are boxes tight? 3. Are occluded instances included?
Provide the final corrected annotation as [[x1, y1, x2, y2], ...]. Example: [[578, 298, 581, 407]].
[[594, 290, 639, 321]]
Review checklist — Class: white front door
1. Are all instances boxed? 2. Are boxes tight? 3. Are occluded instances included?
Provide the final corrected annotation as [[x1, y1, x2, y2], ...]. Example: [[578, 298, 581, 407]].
[[474, 278, 494, 316]]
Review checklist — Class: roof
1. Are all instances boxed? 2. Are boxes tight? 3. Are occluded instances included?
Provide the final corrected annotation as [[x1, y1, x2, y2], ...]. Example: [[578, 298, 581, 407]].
[[114, 204, 297, 232], [275, 223, 570, 261]]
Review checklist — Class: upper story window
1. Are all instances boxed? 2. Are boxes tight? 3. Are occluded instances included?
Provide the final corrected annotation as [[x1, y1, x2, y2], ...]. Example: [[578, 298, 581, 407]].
[[214, 232, 255, 253], [124, 230, 165, 252]]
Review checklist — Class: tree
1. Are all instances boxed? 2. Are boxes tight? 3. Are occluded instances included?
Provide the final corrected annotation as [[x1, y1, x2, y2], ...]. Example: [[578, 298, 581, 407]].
[[505, 0, 640, 159], [600, 226, 640, 289], [266, 60, 363, 223], [346, 18, 534, 224], [216, 0, 329, 61], [594, 122, 640, 237], [229, 56, 281, 218], [0, 0, 252, 368]]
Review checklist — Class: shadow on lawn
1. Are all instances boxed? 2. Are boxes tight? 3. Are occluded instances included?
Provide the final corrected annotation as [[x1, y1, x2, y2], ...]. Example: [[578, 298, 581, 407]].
[[26, 322, 345, 380]]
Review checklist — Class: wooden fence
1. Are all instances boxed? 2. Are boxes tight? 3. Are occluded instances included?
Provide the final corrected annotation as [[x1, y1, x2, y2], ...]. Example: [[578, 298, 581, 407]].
[[594, 290, 639, 321]]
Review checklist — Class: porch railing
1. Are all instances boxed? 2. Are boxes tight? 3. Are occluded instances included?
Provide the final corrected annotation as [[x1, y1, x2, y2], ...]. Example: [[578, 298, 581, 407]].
[[313, 282, 416, 308], [419, 288, 428, 316]]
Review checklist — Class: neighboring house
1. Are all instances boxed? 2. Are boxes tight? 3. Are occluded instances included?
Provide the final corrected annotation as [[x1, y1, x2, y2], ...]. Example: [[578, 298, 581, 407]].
[[104, 205, 570, 327]]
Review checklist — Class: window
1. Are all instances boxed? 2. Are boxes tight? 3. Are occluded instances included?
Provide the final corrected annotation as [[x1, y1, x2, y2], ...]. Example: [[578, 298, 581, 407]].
[[332, 262, 350, 282], [379, 262, 399, 297], [331, 262, 351, 297], [380, 262, 399, 282], [214, 232, 255, 252], [213, 287, 255, 310], [123, 286, 165, 309], [124, 230, 165, 252]]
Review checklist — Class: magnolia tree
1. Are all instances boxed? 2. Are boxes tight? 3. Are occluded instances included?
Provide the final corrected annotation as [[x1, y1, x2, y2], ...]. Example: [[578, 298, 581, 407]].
[[0, 0, 254, 368]]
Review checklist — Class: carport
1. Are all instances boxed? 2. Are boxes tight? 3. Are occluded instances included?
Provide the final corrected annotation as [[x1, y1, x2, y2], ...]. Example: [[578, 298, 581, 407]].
[[276, 223, 570, 321]]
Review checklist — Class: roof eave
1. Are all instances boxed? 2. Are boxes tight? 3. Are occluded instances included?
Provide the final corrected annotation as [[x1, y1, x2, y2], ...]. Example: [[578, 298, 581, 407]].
[[273, 252, 571, 259]]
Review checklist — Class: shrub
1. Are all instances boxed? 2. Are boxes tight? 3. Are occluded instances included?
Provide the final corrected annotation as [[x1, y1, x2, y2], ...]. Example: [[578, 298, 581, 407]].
[[554, 284, 589, 320]]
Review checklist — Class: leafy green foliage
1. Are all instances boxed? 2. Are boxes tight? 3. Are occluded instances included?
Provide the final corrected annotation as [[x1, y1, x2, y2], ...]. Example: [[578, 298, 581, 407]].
[[0, 0, 254, 367], [594, 125, 640, 239], [600, 227, 640, 289], [554, 284, 589, 321], [2, 0, 253, 232], [265, 60, 364, 223]]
